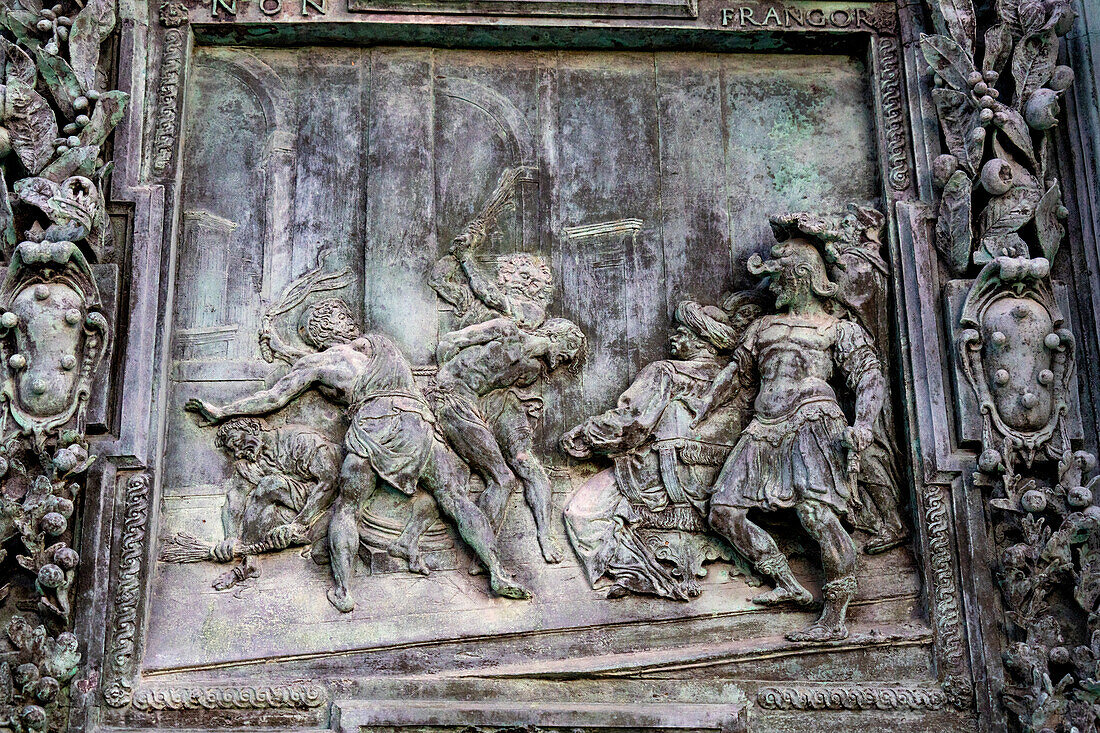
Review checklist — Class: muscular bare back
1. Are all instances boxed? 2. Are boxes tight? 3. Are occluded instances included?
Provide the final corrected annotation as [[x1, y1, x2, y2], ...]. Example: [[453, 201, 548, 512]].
[[436, 319, 544, 397], [186, 334, 420, 426], [297, 336, 419, 405]]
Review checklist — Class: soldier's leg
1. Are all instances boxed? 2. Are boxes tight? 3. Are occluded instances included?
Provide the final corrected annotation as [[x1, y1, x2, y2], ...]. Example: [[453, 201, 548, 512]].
[[709, 504, 812, 606], [387, 492, 438, 575], [496, 402, 562, 563], [421, 439, 531, 600], [436, 398, 521, 527], [327, 454, 378, 613], [862, 481, 909, 554], [787, 500, 858, 642]]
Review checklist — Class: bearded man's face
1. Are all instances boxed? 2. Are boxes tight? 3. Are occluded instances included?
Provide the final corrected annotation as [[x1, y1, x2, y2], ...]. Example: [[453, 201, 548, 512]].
[[504, 263, 549, 300], [225, 431, 262, 462]]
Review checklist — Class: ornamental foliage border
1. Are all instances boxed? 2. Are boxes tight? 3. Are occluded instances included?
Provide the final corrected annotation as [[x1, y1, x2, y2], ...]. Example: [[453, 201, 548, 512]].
[[921, 0, 1100, 729], [0, 0, 126, 727]]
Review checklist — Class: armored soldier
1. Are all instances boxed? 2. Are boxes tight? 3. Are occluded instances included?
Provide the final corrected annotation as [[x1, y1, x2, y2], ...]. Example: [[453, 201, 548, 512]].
[[694, 234, 886, 642]]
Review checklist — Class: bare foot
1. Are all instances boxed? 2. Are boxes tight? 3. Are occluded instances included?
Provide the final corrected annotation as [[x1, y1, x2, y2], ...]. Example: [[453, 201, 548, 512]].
[[212, 562, 257, 591], [490, 573, 532, 600], [327, 587, 355, 613], [538, 533, 564, 564], [388, 542, 430, 576], [752, 586, 814, 607], [786, 621, 849, 643]]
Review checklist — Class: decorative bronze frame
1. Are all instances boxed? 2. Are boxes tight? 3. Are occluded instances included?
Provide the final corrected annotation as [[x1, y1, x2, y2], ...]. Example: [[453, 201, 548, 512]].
[[62, 0, 1096, 729]]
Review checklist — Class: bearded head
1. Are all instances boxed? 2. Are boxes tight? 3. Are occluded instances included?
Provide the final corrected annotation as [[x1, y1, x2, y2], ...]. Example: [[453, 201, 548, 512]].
[[298, 298, 361, 350], [498, 253, 553, 305]]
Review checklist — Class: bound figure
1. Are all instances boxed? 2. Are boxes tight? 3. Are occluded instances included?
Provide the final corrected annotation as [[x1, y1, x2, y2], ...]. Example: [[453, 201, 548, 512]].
[[560, 299, 760, 600], [159, 416, 339, 591]]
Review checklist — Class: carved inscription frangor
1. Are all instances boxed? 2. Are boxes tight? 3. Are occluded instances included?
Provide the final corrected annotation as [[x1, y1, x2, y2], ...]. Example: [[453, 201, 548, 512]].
[[720, 5, 878, 30]]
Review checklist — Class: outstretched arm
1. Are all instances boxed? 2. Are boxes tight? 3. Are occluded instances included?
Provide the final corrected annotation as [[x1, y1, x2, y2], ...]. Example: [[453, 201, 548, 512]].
[[437, 317, 518, 363], [562, 362, 674, 457], [185, 359, 322, 425]]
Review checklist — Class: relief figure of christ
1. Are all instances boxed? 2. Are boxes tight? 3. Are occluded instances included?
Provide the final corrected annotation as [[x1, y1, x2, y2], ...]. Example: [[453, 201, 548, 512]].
[[185, 298, 531, 612]]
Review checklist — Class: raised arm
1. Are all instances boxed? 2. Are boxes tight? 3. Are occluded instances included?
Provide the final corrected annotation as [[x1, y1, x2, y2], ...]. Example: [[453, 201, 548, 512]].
[[429, 253, 473, 314], [430, 225, 509, 320], [460, 252, 509, 315], [259, 314, 309, 365]]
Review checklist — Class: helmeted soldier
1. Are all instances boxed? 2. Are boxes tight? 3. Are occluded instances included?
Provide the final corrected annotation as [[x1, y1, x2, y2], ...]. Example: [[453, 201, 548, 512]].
[[694, 231, 886, 642]]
